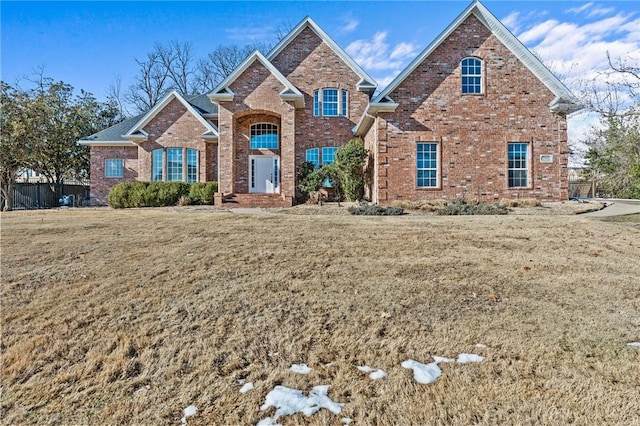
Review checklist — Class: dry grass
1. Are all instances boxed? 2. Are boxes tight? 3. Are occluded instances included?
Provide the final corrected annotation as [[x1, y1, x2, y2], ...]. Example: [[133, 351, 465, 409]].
[[1, 207, 639, 425]]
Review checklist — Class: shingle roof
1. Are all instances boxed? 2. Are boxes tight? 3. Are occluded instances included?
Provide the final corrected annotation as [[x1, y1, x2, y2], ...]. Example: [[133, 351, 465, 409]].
[[79, 92, 219, 146], [79, 114, 143, 144], [187, 93, 218, 115]]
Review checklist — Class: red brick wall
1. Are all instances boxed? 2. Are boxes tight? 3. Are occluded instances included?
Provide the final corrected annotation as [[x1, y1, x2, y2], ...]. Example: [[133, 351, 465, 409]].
[[217, 60, 296, 200], [88, 98, 219, 206], [89, 146, 138, 205], [374, 14, 569, 204], [138, 98, 214, 182], [271, 27, 371, 169]]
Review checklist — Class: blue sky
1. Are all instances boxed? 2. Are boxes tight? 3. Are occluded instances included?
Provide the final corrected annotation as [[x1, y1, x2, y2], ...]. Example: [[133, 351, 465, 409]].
[[2, 1, 639, 145]]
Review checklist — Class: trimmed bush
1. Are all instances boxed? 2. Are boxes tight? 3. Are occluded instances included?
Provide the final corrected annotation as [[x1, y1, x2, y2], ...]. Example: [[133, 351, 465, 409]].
[[348, 202, 404, 216], [437, 198, 508, 215], [108, 181, 217, 208], [189, 182, 218, 205]]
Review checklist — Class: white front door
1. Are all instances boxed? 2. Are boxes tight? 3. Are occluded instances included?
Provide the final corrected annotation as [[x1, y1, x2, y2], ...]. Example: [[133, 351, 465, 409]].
[[250, 156, 279, 194]]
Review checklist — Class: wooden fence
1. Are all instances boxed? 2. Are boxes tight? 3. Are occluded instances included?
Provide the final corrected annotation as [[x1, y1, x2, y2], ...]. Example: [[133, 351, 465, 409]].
[[3, 182, 90, 210]]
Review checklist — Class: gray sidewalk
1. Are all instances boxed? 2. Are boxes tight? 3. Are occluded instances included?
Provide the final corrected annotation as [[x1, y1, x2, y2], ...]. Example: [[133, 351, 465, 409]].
[[583, 200, 640, 217]]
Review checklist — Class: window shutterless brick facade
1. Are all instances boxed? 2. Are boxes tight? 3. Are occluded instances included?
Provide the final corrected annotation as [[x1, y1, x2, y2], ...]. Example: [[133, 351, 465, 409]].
[[81, 3, 579, 207], [368, 14, 570, 204]]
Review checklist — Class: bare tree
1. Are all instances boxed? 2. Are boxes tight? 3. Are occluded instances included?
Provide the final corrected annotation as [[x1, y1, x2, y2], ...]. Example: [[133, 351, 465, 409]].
[[125, 51, 171, 113], [107, 76, 130, 118], [156, 40, 196, 96]]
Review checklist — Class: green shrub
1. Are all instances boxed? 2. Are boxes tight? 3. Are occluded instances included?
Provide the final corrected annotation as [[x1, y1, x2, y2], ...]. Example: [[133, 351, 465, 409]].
[[437, 198, 508, 215], [108, 181, 214, 208], [189, 182, 218, 205], [348, 202, 404, 216]]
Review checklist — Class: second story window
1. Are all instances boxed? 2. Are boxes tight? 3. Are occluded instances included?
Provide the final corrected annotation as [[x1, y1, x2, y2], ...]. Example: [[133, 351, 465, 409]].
[[313, 88, 349, 117], [461, 57, 483, 94]]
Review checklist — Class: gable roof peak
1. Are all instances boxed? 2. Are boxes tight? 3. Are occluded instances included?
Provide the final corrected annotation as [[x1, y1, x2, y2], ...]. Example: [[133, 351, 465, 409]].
[[208, 50, 305, 108], [123, 90, 218, 142], [267, 16, 377, 93], [372, 0, 581, 113]]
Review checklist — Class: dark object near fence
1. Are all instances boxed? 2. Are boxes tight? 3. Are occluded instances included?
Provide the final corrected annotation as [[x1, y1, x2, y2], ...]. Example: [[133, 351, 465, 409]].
[[5, 183, 90, 210]]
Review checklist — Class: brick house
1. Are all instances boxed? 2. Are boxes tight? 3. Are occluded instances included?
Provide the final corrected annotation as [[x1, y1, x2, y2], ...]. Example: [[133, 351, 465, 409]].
[[80, 1, 580, 207]]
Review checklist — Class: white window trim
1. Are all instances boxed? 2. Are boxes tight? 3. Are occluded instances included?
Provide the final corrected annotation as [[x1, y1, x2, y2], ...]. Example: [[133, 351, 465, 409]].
[[250, 122, 279, 150], [461, 57, 484, 95], [314, 88, 349, 117], [416, 142, 439, 189], [507, 142, 531, 188], [104, 158, 124, 179]]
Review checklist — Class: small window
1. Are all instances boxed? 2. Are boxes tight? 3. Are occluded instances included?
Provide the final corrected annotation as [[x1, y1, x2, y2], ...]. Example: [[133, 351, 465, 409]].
[[250, 123, 279, 149], [508, 143, 529, 188], [152, 149, 163, 181], [306, 148, 319, 168], [187, 148, 198, 183], [105, 158, 124, 178], [313, 90, 319, 117], [322, 146, 338, 187], [167, 148, 183, 181], [322, 147, 338, 166], [322, 88, 339, 116], [341, 90, 348, 117], [461, 57, 483, 94], [416, 143, 438, 188]]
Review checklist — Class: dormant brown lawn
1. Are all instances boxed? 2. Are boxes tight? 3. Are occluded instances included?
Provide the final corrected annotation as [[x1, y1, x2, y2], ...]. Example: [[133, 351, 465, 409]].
[[1, 206, 639, 425]]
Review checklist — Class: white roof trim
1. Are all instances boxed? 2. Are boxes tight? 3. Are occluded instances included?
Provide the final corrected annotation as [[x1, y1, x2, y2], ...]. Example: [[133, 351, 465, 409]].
[[78, 140, 137, 147], [124, 90, 219, 139], [373, 0, 581, 113], [267, 16, 377, 93], [353, 101, 400, 136], [208, 50, 305, 108]]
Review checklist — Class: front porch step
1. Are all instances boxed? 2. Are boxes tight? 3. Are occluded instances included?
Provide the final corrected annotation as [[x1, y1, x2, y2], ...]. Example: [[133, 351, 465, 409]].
[[217, 193, 293, 208]]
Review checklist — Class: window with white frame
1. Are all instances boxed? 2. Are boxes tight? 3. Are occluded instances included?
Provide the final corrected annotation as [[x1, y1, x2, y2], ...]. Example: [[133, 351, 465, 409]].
[[152, 149, 163, 181], [167, 148, 183, 181], [250, 123, 278, 149], [416, 142, 438, 188], [306, 148, 320, 168], [104, 158, 124, 178], [186, 148, 198, 183], [152, 148, 199, 183], [313, 88, 348, 117], [508, 143, 529, 188], [461, 57, 483, 94], [322, 146, 338, 187]]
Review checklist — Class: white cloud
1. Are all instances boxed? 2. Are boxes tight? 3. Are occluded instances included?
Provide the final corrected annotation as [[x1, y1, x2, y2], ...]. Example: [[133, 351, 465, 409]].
[[502, 11, 520, 33], [566, 2, 593, 15], [587, 7, 615, 18], [342, 17, 359, 33], [346, 32, 417, 72], [225, 25, 275, 43]]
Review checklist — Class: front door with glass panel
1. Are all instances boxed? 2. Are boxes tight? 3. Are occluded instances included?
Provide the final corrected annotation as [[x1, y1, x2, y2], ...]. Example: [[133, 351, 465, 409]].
[[250, 156, 279, 193]]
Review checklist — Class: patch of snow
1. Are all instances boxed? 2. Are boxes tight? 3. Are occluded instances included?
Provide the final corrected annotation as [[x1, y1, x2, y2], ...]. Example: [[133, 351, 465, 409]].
[[258, 385, 343, 424], [237, 378, 246, 384], [457, 353, 485, 363], [475, 343, 487, 348], [342, 417, 353, 424], [356, 365, 374, 373], [290, 363, 312, 374], [432, 355, 455, 364], [268, 351, 279, 358], [240, 382, 254, 394], [401, 359, 442, 384], [180, 405, 197, 426], [627, 342, 640, 347], [369, 369, 387, 380]]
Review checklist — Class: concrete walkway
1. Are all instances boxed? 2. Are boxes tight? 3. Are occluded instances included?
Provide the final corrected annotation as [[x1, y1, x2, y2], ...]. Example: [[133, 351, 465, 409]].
[[583, 199, 640, 217]]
